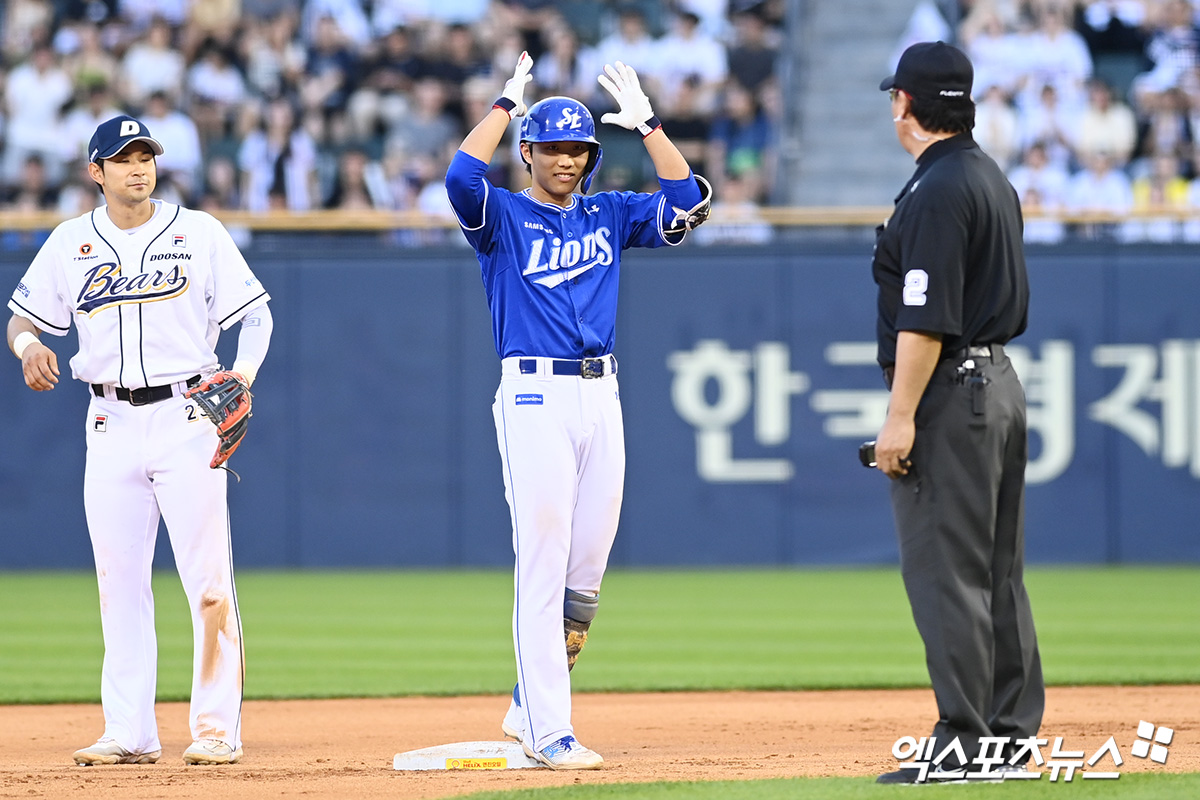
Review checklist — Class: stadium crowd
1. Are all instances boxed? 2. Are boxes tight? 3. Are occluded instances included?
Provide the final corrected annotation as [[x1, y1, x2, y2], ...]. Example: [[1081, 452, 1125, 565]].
[[958, 0, 1200, 242], [0, 0, 785, 228], [1, 0, 1199, 243]]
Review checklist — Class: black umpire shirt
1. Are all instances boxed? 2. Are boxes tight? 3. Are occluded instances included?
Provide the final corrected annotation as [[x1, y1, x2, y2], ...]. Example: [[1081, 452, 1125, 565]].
[[872, 132, 1029, 368]]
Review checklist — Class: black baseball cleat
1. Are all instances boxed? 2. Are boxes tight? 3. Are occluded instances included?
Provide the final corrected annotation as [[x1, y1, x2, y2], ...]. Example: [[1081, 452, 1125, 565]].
[[876, 764, 970, 784]]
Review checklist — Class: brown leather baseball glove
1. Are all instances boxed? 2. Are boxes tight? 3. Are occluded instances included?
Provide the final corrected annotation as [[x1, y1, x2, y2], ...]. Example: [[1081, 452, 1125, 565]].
[[185, 370, 252, 469]]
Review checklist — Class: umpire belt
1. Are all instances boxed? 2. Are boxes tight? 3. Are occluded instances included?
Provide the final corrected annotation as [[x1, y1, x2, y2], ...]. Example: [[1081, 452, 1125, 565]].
[[881, 344, 1003, 389], [91, 375, 201, 406], [502, 355, 618, 379]]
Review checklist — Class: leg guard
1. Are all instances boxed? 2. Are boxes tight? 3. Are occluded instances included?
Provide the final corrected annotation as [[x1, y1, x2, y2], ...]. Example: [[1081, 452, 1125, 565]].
[[563, 589, 598, 671]]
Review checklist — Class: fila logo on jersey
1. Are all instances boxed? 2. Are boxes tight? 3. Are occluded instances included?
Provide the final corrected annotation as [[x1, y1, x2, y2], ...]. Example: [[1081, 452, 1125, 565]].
[[173, 234, 186, 247], [93, 414, 108, 432], [522, 227, 613, 288], [556, 108, 582, 130], [76, 262, 189, 316]]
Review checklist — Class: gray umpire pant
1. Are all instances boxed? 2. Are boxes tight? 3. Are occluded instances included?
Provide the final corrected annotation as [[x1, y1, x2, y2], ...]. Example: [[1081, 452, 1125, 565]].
[[889, 347, 1044, 768]]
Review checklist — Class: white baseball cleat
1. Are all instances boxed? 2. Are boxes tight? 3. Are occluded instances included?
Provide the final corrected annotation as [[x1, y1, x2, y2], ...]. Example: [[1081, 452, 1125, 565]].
[[501, 684, 525, 742], [523, 735, 604, 770], [73, 738, 161, 765], [182, 738, 243, 765]]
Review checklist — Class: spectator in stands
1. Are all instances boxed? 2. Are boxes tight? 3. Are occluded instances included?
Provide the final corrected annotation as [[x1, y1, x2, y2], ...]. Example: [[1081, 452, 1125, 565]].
[[1130, 0, 1200, 111], [141, 90, 204, 202], [1074, 77, 1138, 168], [531, 20, 590, 100], [692, 172, 773, 246], [707, 81, 773, 202], [3, 0, 54, 63], [324, 145, 382, 209], [974, 83, 1020, 170], [200, 153, 243, 211], [658, 73, 712, 164], [3, 43, 73, 187], [1131, 86, 1196, 178], [1077, 0, 1149, 61], [582, 5, 658, 105], [56, 168, 101, 217], [385, 77, 460, 161], [242, 10, 306, 100], [119, 16, 186, 106], [186, 38, 248, 142], [1124, 151, 1192, 242], [646, 9, 728, 116], [726, 7, 778, 93], [118, 0, 189, 30], [419, 22, 492, 122], [1008, 140, 1070, 211], [1020, 186, 1067, 245], [2, 154, 58, 211], [345, 24, 422, 144], [238, 96, 319, 211], [60, 82, 125, 168], [301, 14, 359, 115], [1017, 82, 1077, 171], [1065, 150, 1134, 238], [1021, 4, 1093, 110], [183, 0, 243, 60], [960, 6, 1022, 99], [302, 0, 371, 49], [62, 21, 120, 92]]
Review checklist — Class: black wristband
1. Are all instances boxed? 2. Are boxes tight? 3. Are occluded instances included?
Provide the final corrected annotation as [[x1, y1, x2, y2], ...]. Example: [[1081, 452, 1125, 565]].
[[493, 97, 517, 118], [636, 115, 662, 138]]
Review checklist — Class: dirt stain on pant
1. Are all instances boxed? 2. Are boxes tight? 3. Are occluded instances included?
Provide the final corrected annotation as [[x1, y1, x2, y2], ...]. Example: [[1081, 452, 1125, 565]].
[[200, 591, 232, 686]]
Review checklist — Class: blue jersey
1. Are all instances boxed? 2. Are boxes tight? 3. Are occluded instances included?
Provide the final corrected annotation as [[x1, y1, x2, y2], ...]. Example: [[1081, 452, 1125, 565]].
[[446, 150, 685, 359]]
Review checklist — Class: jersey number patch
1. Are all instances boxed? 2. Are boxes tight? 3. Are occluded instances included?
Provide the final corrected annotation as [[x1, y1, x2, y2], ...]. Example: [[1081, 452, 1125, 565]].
[[903, 269, 929, 307]]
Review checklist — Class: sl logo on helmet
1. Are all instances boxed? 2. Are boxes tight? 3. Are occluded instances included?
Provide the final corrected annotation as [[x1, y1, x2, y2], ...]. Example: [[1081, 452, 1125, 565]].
[[557, 108, 582, 129]]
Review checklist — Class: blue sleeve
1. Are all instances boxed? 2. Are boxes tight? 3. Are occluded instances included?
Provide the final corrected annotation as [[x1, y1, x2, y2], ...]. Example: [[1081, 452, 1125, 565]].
[[659, 173, 702, 210], [445, 150, 492, 235]]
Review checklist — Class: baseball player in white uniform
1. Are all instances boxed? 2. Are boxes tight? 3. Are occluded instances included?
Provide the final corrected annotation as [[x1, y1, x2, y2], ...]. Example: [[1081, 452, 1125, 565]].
[[446, 55, 710, 769], [6, 115, 271, 766]]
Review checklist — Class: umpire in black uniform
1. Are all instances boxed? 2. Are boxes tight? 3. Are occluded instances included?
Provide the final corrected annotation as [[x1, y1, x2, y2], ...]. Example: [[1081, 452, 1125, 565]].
[[871, 41, 1044, 784]]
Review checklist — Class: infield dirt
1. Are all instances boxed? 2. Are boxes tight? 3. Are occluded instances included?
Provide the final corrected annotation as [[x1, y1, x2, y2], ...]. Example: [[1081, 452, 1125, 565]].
[[2, 686, 1196, 799]]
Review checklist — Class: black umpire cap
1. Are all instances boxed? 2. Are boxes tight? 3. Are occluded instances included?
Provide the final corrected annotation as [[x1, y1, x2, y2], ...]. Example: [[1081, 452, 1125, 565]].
[[88, 115, 165, 164], [880, 41, 973, 102]]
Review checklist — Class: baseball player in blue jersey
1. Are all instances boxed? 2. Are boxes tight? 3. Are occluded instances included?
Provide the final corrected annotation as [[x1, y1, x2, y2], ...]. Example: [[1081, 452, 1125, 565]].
[[445, 53, 711, 770]]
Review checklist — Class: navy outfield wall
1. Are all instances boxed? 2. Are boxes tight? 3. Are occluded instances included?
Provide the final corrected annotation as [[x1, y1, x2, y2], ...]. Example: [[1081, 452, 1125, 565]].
[[2, 236, 1199, 568]]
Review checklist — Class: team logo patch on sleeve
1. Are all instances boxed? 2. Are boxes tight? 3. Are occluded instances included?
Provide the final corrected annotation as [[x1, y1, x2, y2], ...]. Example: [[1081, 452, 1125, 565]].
[[515, 394, 544, 406]]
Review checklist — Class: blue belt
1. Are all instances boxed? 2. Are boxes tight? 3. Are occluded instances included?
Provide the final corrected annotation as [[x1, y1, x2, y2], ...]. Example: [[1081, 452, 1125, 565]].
[[519, 356, 617, 379]]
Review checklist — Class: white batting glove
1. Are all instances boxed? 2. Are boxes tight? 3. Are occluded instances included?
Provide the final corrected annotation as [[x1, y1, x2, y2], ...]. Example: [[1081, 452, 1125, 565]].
[[598, 61, 660, 137], [495, 51, 533, 119]]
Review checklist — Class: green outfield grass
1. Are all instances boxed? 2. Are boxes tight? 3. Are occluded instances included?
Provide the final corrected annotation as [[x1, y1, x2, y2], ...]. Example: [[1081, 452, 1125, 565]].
[[0, 567, 1196, 704], [455, 773, 1200, 799]]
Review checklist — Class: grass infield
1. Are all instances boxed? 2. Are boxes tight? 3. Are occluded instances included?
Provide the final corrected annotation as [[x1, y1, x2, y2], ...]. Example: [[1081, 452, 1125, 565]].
[[1, 567, 1196, 798], [455, 773, 1200, 799], [0, 566, 1196, 704]]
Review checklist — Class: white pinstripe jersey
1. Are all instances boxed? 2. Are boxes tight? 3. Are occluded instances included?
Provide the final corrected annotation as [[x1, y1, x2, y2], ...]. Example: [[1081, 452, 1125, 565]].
[[8, 200, 269, 388]]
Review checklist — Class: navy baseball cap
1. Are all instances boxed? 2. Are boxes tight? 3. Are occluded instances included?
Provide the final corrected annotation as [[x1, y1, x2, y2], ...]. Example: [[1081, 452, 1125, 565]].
[[88, 115, 165, 163], [880, 41, 973, 102]]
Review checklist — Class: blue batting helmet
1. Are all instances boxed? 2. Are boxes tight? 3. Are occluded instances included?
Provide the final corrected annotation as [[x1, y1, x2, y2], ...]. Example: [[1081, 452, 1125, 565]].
[[520, 96, 603, 193]]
